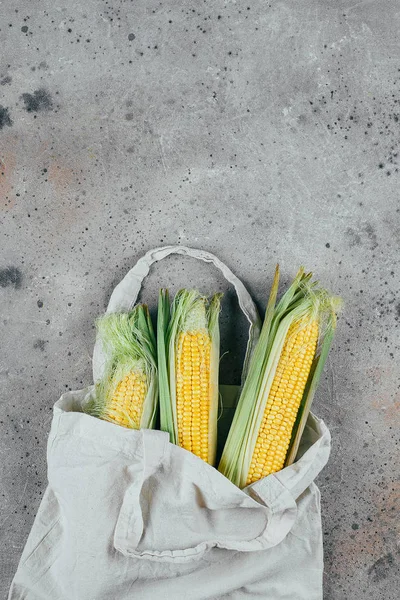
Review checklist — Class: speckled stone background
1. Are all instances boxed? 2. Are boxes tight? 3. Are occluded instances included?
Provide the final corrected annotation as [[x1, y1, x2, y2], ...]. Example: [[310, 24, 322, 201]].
[[1, 1, 399, 598]]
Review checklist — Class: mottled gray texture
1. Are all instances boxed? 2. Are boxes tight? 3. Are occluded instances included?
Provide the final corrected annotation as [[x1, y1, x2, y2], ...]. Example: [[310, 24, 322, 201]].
[[0, 1, 399, 598]]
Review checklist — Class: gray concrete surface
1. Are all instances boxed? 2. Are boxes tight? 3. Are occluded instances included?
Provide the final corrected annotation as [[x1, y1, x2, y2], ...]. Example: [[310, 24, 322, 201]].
[[1, 0, 399, 597]]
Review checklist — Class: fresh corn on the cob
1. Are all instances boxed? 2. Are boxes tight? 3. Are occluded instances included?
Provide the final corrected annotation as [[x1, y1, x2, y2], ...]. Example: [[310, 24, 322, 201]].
[[218, 266, 341, 488], [86, 305, 158, 429], [158, 289, 222, 465]]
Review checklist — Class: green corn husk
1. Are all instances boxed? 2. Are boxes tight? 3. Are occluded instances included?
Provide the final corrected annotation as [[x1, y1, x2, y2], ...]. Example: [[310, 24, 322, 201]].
[[85, 304, 158, 429], [158, 288, 222, 465], [218, 266, 342, 488]]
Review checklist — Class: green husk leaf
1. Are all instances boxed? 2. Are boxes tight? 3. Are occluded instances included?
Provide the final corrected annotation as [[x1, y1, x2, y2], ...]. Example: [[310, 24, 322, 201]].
[[207, 293, 222, 465], [157, 289, 175, 443]]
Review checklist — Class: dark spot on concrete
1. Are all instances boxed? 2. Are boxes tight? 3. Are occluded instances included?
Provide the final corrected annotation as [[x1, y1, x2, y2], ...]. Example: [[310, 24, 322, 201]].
[[38, 61, 49, 70], [143, 120, 153, 134], [125, 113, 134, 121], [325, 242, 330, 248], [0, 105, 12, 129], [395, 303, 400, 318], [37, 300, 43, 308], [368, 551, 398, 583], [345, 227, 361, 247], [33, 339, 47, 352], [21, 25, 28, 33], [346, 223, 378, 250], [378, 163, 384, 169], [128, 33, 135, 41], [21, 89, 53, 113], [351, 523, 359, 530], [0, 76, 12, 86], [0, 267, 22, 289], [364, 223, 378, 250], [127, 146, 134, 153]]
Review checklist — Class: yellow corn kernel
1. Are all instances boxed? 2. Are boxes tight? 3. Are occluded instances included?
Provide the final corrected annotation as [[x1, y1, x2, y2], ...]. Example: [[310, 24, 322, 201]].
[[176, 330, 212, 463], [103, 371, 147, 429], [246, 318, 318, 485]]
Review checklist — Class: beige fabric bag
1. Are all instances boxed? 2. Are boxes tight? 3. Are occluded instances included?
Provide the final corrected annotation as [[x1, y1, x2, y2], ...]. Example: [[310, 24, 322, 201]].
[[9, 246, 331, 600]]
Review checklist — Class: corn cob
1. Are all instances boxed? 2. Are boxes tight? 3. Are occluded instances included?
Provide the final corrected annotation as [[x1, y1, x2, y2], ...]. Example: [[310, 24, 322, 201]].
[[218, 266, 341, 488], [85, 305, 158, 429], [158, 289, 222, 464]]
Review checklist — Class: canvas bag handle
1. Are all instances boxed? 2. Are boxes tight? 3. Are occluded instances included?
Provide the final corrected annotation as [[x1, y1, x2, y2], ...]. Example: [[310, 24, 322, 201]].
[[92, 245, 262, 383]]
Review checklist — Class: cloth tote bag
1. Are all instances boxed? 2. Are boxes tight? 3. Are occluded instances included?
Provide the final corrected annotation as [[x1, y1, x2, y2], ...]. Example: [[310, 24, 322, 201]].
[[8, 246, 331, 600]]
